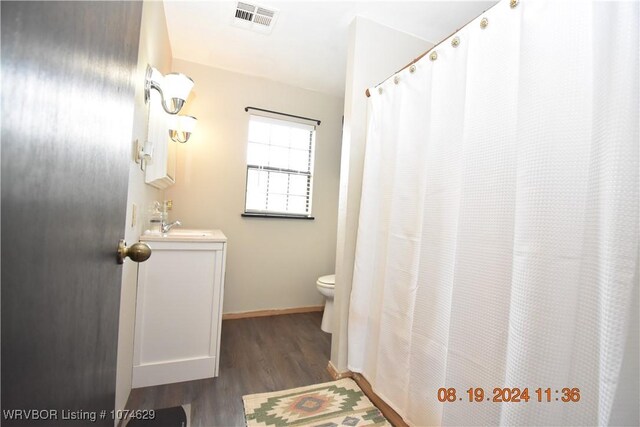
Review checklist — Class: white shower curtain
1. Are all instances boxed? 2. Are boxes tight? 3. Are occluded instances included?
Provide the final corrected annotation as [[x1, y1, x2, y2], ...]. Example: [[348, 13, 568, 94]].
[[348, 1, 639, 426]]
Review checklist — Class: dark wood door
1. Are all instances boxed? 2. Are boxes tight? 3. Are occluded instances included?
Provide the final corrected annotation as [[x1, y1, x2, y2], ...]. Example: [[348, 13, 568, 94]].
[[1, 2, 143, 425]]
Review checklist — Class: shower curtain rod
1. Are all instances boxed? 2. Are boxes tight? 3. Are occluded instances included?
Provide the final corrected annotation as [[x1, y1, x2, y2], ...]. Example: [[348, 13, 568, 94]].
[[365, 3, 499, 98]]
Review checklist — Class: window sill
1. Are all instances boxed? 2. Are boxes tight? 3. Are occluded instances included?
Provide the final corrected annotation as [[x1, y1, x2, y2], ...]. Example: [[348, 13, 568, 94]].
[[241, 213, 315, 220]]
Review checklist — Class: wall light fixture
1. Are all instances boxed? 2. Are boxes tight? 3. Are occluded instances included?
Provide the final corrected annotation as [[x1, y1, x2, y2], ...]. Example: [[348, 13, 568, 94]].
[[168, 115, 198, 144], [144, 65, 194, 115]]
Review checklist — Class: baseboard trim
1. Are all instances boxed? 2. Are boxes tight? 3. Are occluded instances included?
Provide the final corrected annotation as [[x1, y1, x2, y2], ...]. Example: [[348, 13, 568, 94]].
[[326, 362, 408, 427], [222, 305, 324, 320], [352, 373, 408, 427], [326, 360, 351, 380]]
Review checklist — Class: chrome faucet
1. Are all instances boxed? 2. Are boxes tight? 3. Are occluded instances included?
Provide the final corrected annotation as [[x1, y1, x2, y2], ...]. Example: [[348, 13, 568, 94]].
[[161, 219, 181, 234], [160, 199, 181, 233]]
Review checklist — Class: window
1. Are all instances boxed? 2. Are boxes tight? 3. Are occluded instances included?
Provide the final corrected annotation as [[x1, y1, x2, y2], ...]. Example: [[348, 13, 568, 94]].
[[244, 115, 316, 217]]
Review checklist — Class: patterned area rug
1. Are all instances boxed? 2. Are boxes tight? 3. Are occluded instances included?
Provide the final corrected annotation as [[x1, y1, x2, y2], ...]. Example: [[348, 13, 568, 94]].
[[242, 378, 391, 426]]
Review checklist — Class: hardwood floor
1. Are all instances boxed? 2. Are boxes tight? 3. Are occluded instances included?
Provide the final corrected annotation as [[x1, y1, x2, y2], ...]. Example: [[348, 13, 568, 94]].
[[126, 312, 333, 427]]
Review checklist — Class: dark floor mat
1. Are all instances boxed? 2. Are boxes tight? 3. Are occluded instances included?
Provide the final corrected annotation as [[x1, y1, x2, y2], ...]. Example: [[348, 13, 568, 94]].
[[126, 406, 187, 427]]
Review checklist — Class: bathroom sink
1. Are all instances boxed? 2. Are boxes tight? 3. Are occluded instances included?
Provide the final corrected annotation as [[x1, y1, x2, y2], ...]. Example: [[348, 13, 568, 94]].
[[141, 229, 226, 243], [166, 229, 213, 237]]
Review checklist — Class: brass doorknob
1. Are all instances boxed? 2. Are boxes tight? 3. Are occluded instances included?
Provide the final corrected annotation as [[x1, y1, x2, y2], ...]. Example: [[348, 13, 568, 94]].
[[117, 240, 152, 264]]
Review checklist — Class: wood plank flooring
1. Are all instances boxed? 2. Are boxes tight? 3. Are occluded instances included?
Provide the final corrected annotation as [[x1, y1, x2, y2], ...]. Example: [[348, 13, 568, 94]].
[[126, 312, 333, 427]]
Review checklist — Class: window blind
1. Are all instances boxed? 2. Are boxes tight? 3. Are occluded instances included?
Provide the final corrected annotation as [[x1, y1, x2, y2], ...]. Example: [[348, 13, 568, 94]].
[[244, 115, 316, 216]]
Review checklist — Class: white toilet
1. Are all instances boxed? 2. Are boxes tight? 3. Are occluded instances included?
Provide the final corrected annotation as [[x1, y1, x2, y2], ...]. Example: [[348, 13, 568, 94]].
[[316, 274, 336, 333]]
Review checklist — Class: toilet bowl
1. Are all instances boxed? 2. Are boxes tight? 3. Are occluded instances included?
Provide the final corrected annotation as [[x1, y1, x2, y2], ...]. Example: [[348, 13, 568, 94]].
[[316, 274, 335, 333]]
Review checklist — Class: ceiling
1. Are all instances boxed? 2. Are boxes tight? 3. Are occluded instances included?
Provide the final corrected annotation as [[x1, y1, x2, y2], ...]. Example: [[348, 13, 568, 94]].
[[163, 1, 496, 97]]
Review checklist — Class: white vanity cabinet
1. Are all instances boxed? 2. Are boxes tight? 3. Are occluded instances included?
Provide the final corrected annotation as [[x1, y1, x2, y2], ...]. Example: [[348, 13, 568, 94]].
[[132, 230, 227, 388]]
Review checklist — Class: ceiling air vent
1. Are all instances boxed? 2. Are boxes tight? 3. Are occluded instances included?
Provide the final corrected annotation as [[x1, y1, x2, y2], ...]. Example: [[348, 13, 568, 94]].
[[235, 2, 255, 21], [232, 2, 279, 34]]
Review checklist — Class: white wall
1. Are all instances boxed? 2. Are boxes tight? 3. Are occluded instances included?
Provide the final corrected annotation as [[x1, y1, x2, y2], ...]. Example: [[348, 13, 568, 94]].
[[115, 0, 172, 414], [165, 60, 344, 314], [331, 17, 433, 371]]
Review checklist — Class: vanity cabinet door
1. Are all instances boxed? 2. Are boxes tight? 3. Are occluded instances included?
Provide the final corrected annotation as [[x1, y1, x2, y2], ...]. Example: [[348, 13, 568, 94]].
[[132, 241, 226, 388]]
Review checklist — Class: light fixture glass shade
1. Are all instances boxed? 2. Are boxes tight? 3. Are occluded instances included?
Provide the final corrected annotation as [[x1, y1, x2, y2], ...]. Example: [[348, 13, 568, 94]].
[[168, 115, 197, 143], [163, 73, 194, 103], [177, 115, 197, 133], [145, 66, 195, 114]]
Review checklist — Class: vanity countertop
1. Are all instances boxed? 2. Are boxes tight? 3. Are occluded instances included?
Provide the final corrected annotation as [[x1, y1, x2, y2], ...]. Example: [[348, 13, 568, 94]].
[[140, 229, 227, 243]]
